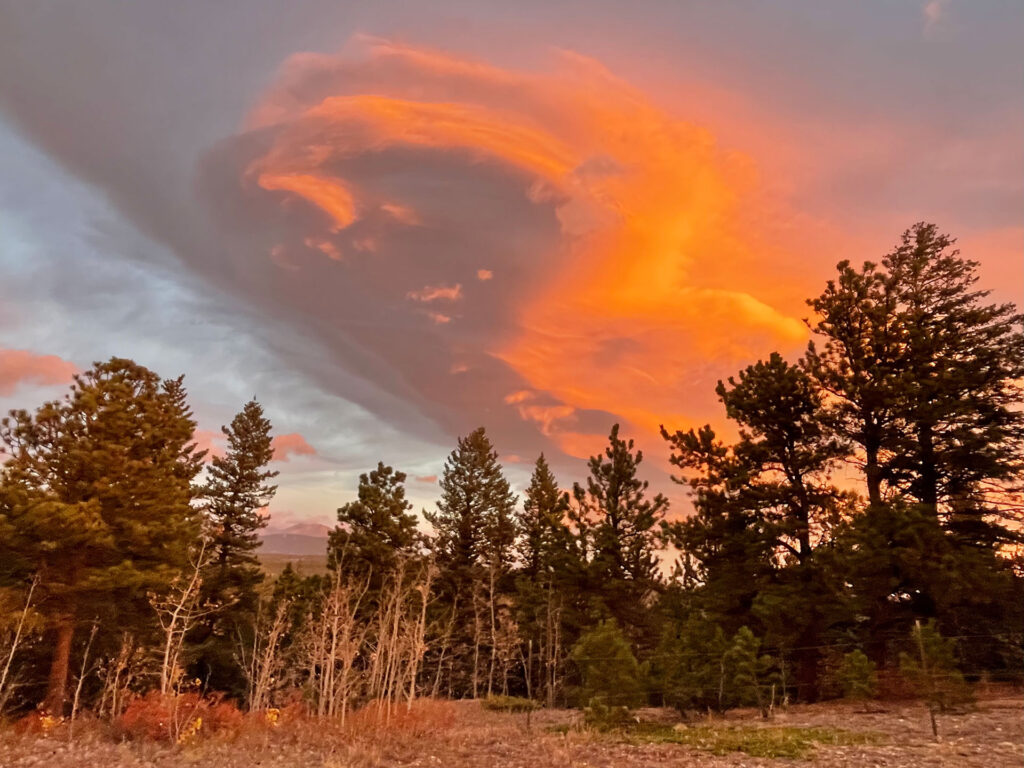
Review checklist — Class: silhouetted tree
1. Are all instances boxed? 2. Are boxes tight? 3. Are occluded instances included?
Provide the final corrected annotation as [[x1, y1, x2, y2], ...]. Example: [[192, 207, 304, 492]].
[[195, 399, 277, 697], [573, 424, 668, 645], [425, 427, 516, 697], [329, 461, 421, 597]]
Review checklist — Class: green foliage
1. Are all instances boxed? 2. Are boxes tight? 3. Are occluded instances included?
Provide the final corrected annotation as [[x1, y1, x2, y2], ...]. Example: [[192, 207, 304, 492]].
[[806, 222, 1024, 534], [726, 626, 778, 716], [653, 614, 732, 713], [330, 462, 421, 593], [0, 358, 204, 712], [837, 650, 878, 700], [426, 427, 517, 575], [481, 694, 539, 712], [573, 424, 668, 641], [197, 400, 278, 697], [571, 619, 646, 708], [899, 621, 973, 713], [583, 699, 634, 730], [424, 427, 517, 697]]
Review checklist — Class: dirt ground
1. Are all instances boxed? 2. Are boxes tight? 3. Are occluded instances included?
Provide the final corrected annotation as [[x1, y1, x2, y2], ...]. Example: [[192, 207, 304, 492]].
[[1, 695, 1020, 768]]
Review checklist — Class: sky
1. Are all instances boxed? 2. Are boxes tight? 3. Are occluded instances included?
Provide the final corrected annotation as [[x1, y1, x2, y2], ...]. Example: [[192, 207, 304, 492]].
[[0, 1, 1021, 527]]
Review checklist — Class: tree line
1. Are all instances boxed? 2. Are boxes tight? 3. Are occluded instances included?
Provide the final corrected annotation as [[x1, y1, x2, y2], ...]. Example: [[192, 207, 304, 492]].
[[1, 222, 1021, 720]]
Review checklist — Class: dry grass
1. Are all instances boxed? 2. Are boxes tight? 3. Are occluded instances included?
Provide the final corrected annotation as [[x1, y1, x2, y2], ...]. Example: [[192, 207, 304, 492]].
[[1, 694, 1021, 767]]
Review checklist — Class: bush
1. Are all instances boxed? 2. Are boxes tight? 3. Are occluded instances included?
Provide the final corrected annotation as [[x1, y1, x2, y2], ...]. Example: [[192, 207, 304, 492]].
[[653, 615, 732, 714], [481, 695, 539, 713], [571, 620, 646, 709], [727, 627, 778, 717], [115, 691, 243, 743], [837, 650, 878, 701], [583, 699, 635, 730], [899, 621, 973, 714]]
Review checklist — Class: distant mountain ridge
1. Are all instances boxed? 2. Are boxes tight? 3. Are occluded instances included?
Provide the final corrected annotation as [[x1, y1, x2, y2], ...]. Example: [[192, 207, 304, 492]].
[[260, 521, 331, 556]]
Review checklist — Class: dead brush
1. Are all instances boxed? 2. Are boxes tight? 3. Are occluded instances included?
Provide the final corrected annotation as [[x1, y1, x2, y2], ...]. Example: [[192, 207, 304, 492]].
[[343, 698, 457, 739]]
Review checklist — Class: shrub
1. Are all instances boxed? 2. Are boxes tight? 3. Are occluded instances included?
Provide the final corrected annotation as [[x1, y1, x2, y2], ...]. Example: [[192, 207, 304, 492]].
[[481, 695, 539, 713], [837, 650, 878, 701], [899, 621, 973, 725], [583, 699, 635, 730], [727, 627, 778, 717], [571, 620, 645, 709], [115, 691, 244, 743], [653, 615, 732, 714]]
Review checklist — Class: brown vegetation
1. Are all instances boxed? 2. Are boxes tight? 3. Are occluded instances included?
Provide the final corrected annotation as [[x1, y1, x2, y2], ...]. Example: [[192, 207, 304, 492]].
[[1, 693, 1020, 768]]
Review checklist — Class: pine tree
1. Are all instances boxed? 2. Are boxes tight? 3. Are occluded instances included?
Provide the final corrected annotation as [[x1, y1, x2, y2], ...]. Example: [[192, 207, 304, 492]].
[[571, 619, 645, 709], [878, 224, 1023, 542], [204, 401, 277, 610], [424, 427, 517, 697], [663, 353, 850, 699], [572, 424, 668, 644], [0, 358, 204, 713], [513, 455, 581, 703], [654, 613, 733, 713], [727, 626, 778, 717], [806, 223, 1024, 539], [426, 427, 517, 576], [329, 461, 421, 595], [837, 649, 878, 701], [196, 400, 277, 696]]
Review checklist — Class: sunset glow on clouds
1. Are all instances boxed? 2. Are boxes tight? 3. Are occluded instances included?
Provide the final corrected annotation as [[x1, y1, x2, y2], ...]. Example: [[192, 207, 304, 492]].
[[224, 40, 817, 457], [0, 1, 1020, 521], [0, 349, 77, 396]]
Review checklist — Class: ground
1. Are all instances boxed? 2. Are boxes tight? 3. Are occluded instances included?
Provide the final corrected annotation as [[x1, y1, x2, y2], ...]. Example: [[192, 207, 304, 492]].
[[1, 695, 1020, 767]]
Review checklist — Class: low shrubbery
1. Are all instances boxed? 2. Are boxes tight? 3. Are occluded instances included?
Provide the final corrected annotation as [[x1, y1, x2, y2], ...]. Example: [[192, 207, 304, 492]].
[[482, 694, 539, 713]]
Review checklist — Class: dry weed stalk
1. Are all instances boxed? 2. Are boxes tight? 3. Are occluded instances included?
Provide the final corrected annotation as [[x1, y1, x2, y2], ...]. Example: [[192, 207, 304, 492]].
[[0, 574, 39, 713]]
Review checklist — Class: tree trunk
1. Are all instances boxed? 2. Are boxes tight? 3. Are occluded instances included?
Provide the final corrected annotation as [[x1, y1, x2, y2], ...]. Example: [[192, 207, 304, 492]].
[[44, 615, 75, 715], [864, 430, 883, 507]]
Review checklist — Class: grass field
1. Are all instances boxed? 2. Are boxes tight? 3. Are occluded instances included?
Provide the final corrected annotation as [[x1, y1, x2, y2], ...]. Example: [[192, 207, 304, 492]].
[[2, 695, 1020, 767]]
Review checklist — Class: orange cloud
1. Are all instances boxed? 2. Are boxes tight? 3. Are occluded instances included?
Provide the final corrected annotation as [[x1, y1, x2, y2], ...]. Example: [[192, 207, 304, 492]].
[[414, 474, 437, 484], [192, 428, 226, 461], [381, 202, 420, 225], [407, 283, 463, 302], [258, 172, 356, 231], [272, 432, 317, 461], [0, 349, 77, 396], [243, 40, 823, 456]]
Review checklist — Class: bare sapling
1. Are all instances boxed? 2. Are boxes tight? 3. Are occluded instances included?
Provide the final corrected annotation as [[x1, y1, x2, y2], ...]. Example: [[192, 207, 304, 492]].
[[245, 598, 290, 712], [150, 540, 221, 696], [68, 620, 99, 740], [0, 574, 39, 713], [96, 633, 144, 719]]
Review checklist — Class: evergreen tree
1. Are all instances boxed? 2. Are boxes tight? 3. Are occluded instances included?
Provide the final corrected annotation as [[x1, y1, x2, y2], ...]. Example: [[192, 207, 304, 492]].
[[654, 613, 732, 713], [513, 455, 582, 704], [806, 223, 1024, 539], [195, 400, 277, 696], [426, 427, 517, 578], [837, 649, 878, 701], [878, 224, 1023, 542], [727, 626, 778, 717], [425, 427, 517, 697], [0, 358, 203, 713], [663, 354, 850, 699], [899, 620, 973, 739], [329, 461, 421, 595], [571, 619, 645, 708], [572, 424, 668, 643]]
